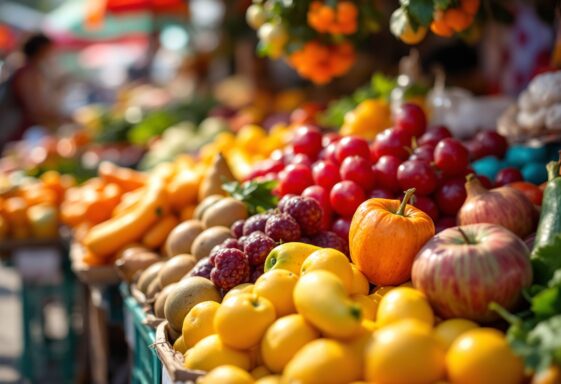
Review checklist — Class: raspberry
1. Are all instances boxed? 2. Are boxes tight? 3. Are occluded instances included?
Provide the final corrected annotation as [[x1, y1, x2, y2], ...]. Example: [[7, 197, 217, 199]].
[[282, 196, 323, 236], [210, 248, 250, 290], [238, 236, 248, 247], [278, 194, 296, 212], [265, 213, 301, 243], [243, 213, 271, 236], [189, 257, 213, 279], [311, 231, 349, 256], [222, 238, 243, 250], [244, 231, 276, 266], [231, 219, 245, 238], [250, 265, 264, 283]]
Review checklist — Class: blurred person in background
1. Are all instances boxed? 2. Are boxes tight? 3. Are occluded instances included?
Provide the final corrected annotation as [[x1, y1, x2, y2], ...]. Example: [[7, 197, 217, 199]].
[[0, 33, 69, 150]]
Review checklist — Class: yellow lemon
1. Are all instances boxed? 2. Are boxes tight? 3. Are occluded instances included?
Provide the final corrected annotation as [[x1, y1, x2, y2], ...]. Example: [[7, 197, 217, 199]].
[[184, 334, 251, 371], [214, 293, 276, 350], [223, 283, 254, 301], [300, 248, 353, 293], [283, 339, 362, 384], [350, 264, 370, 295], [182, 301, 220, 349], [352, 294, 376, 321], [264, 242, 319, 274], [368, 286, 395, 320], [251, 365, 271, 380], [376, 287, 434, 327], [294, 270, 362, 339], [261, 314, 320, 373], [366, 319, 446, 384], [254, 269, 298, 317], [255, 375, 281, 384], [173, 336, 187, 354], [434, 318, 478, 350], [199, 365, 254, 384]]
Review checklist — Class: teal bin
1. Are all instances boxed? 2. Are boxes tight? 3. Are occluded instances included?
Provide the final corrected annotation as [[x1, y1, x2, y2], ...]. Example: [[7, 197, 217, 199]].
[[121, 284, 162, 384]]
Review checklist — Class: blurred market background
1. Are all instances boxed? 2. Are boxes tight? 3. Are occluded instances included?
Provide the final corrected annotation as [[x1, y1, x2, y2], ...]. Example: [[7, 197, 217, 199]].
[[0, 0, 559, 383]]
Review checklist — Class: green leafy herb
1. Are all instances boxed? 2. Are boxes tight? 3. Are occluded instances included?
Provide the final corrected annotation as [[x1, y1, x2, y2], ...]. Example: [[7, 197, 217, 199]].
[[223, 180, 279, 215]]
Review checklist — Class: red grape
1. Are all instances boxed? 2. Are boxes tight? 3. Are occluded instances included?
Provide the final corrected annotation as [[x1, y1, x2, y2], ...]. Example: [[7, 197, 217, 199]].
[[292, 125, 323, 159], [278, 164, 313, 196], [340, 156, 375, 191], [436, 177, 467, 215], [433, 138, 469, 176], [397, 160, 437, 196], [371, 128, 411, 161], [336, 136, 371, 162], [290, 153, 313, 167], [302, 185, 331, 215], [331, 217, 351, 242], [495, 167, 523, 187], [411, 195, 439, 222], [464, 139, 486, 161], [418, 126, 452, 147], [319, 142, 339, 164], [312, 161, 341, 190], [395, 103, 427, 137], [372, 155, 402, 193], [322, 132, 341, 147], [475, 131, 508, 159], [477, 175, 493, 189], [435, 216, 457, 233], [409, 145, 434, 163], [368, 188, 394, 199], [330, 181, 365, 217]]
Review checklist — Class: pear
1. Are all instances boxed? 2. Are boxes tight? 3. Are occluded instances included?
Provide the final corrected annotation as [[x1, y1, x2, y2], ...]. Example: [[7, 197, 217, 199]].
[[198, 153, 236, 201]]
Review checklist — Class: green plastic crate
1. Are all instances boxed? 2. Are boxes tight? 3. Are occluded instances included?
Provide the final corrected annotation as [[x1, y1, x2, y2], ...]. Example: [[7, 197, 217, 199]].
[[122, 284, 162, 384]]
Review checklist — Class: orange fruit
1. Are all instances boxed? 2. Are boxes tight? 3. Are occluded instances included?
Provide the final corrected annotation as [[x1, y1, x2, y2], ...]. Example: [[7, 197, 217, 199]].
[[366, 319, 446, 383], [446, 328, 524, 384]]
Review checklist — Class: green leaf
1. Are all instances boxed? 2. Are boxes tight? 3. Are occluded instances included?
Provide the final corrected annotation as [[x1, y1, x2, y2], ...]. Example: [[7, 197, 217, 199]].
[[434, 0, 452, 10], [527, 315, 561, 371], [407, 0, 434, 26], [532, 286, 561, 318], [532, 234, 561, 285], [371, 73, 397, 99], [223, 179, 278, 215]]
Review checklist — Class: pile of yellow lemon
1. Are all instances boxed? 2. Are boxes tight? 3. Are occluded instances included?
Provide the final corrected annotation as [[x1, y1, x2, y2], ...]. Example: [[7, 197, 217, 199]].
[[172, 242, 524, 384]]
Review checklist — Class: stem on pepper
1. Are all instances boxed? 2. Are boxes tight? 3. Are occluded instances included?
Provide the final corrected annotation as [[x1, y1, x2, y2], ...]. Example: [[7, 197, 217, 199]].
[[396, 188, 416, 216]]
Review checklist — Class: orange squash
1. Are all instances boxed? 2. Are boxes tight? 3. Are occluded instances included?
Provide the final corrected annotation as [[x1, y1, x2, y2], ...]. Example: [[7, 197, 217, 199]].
[[84, 180, 167, 258], [349, 189, 435, 286], [141, 215, 179, 249], [98, 161, 146, 192]]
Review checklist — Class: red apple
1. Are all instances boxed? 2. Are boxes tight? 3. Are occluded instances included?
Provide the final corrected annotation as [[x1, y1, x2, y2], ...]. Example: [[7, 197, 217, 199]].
[[412, 223, 532, 322]]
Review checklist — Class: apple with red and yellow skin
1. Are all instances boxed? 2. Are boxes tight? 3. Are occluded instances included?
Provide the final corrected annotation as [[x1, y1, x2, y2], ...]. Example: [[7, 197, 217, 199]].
[[411, 223, 532, 323]]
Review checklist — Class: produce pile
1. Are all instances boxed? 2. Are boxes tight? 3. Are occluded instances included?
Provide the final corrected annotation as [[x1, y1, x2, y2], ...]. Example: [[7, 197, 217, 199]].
[[0, 171, 75, 241], [66, 124, 290, 266], [114, 123, 561, 384]]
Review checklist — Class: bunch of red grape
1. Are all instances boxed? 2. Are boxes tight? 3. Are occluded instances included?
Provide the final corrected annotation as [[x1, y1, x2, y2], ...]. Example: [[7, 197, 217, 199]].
[[195, 195, 347, 291], [248, 103, 491, 235]]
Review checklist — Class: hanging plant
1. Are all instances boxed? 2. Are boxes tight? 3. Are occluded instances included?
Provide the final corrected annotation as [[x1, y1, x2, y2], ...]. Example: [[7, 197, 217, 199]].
[[246, 0, 381, 85]]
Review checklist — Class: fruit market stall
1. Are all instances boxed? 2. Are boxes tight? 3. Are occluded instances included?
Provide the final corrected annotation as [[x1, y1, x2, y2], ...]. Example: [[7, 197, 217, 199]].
[[2, 0, 561, 383]]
